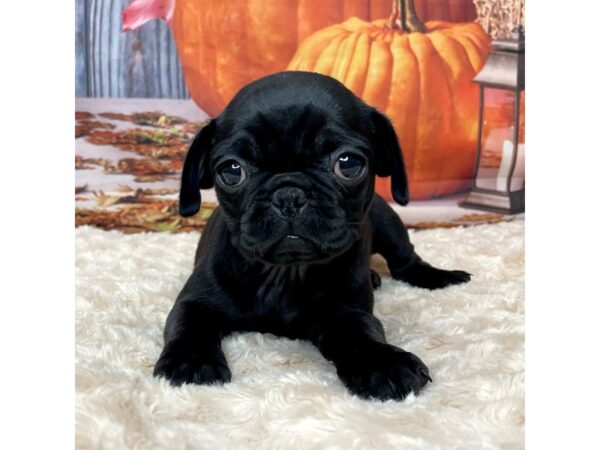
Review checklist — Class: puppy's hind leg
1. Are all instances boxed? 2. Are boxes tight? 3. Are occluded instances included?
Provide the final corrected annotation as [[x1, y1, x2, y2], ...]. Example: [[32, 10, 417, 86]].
[[370, 194, 471, 290], [370, 269, 382, 290]]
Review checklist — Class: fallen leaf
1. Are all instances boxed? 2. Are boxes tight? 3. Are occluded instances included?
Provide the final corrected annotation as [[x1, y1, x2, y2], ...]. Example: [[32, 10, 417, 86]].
[[92, 191, 121, 207]]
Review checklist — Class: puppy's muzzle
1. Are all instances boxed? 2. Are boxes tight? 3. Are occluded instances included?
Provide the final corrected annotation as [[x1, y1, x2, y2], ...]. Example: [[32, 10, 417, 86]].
[[271, 186, 307, 218]]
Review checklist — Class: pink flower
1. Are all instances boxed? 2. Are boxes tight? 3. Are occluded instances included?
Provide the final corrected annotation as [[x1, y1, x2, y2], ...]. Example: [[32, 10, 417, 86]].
[[122, 0, 175, 31]]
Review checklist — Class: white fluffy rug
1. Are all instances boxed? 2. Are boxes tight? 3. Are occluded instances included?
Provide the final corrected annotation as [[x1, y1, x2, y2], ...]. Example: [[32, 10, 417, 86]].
[[75, 221, 524, 449]]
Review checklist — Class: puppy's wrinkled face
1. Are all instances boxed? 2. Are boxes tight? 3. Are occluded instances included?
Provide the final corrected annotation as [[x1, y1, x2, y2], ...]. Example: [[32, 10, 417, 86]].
[[213, 104, 374, 265], [179, 72, 409, 266]]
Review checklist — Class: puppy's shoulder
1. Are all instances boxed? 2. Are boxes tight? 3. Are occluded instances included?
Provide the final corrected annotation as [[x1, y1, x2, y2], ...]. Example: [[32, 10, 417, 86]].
[[193, 206, 228, 265]]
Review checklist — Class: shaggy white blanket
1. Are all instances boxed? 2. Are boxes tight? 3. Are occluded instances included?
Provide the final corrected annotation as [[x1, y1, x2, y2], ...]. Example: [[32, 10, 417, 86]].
[[76, 221, 524, 449]]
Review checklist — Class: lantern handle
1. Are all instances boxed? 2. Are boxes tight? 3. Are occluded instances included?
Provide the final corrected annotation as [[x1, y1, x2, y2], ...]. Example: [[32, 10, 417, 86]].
[[387, 0, 426, 33]]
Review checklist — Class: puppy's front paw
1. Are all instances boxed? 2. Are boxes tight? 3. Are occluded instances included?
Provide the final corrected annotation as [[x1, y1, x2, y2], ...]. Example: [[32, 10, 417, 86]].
[[336, 344, 432, 401], [153, 342, 231, 387], [392, 261, 471, 290]]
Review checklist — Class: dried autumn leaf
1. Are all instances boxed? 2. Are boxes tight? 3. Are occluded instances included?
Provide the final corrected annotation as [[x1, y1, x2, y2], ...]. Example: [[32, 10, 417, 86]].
[[116, 185, 177, 196], [117, 157, 182, 175], [153, 219, 181, 233], [92, 191, 121, 207], [75, 156, 90, 170], [199, 207, 214, 221], [75, 201, 218, 234], [98, 112, 133, 122], [117, 185, 135, 193], [142, 187, 179, 195], [132, 111, 187, 128], [116, 189, 162, 204], [86, 128, 190, 160], [76, 111, 94, 121], [76, 121, 117, 138]]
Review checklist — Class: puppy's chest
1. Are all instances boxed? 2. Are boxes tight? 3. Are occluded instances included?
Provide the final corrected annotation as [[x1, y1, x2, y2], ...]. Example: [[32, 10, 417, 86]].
[[238, 266, 316, 337]]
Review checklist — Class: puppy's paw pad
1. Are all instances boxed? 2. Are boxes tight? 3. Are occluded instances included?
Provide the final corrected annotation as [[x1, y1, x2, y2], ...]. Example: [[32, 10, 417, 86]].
[[338, 346, 431, 401], [153, 347, 231, 387], [392, 263, 471, 290]]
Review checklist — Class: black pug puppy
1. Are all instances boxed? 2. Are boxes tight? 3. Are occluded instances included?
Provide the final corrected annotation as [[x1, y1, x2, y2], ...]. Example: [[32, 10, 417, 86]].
[[154, 71, 471, 401]]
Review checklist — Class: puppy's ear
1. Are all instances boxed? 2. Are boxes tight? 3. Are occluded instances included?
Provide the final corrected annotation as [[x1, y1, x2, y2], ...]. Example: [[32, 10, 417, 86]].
[[369, 108, 410, 206], [179, 119, 216, 217]]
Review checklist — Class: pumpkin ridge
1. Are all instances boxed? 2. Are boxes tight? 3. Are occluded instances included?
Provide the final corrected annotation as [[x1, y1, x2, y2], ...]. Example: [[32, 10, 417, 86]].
[[431, 31, 479, 140], [362, 36, 393, 112], [434, 32, 477, 79], [443, 29, 486, 73], [331, 31, 357, 81], [456, 23, 489, 47], [346, 32, 371, 98], [339, 31, 361, 84], [460, 30, 488, 50], [292, 26, 346, 72], [412, 32, 456, 195], [452, 24, 490, 60], [388, 33, 419, 181], [359, 33, 374, 99], [464, 32, 489, 62], [424, 32, 458, 120], [425, 32, 468, 191], [428, 33, 456, 111], [404, 33, 425, 182], [314, 33, 347, 75], [419, 32, 457, 193], [288, 31, 319, 72]]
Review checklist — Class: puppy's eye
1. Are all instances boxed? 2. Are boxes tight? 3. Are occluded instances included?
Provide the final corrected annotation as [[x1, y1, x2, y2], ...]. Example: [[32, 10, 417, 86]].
[[334, 153, 365, 180], [217, 160, 246, 186]]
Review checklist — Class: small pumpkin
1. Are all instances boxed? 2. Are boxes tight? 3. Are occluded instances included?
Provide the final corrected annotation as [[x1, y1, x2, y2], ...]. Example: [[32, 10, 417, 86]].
[[171, 0, 477, 116], [287, 0, 490, 200]]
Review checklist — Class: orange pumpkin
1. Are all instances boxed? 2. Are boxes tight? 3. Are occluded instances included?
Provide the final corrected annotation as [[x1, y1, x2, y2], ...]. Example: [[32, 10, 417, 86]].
[[172, 0, 477, 116], [287, 4, 490, 200]]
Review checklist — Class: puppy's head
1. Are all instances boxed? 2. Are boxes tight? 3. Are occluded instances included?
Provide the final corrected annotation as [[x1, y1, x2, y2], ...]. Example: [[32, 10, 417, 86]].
[[180, 71, 408, 265]]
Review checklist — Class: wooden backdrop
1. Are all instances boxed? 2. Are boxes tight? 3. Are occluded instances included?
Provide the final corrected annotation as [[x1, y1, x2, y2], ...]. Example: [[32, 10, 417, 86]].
[[75, 0, 190, 99]]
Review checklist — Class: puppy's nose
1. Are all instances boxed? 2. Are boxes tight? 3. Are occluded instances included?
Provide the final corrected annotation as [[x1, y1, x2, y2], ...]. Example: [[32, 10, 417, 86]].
[[272, 187, 307, 218]]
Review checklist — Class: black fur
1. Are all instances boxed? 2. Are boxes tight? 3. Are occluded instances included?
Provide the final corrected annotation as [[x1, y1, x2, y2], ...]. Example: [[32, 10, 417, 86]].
[[154, 72, 471, 401]]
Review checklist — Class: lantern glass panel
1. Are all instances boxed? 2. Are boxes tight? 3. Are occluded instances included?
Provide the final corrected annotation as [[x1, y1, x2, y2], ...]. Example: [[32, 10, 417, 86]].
[[475, 88, 516, 192]]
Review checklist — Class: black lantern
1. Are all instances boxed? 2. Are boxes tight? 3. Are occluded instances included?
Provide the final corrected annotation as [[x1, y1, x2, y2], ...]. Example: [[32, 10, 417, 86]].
[[460, 27, 525, 214]]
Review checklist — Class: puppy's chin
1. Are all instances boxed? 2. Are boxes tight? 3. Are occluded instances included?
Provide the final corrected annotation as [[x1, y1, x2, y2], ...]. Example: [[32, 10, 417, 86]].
[[233, 229, 360, 266], [265, 236, 323, 265]]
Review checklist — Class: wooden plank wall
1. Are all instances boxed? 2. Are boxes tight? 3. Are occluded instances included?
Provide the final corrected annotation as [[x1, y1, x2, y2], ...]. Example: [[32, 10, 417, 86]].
[[75, 0, 190, 99]]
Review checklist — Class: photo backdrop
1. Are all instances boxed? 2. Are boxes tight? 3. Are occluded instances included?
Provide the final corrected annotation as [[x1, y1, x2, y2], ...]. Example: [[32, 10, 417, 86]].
[[75, 0, 525, 233]]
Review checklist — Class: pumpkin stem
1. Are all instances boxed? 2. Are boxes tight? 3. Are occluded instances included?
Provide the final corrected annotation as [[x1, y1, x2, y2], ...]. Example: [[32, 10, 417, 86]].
[[387, 0, 426, 32]]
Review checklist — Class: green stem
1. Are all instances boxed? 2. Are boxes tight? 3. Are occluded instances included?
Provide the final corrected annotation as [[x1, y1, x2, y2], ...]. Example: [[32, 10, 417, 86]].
[[387, 0, 426, 32]]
